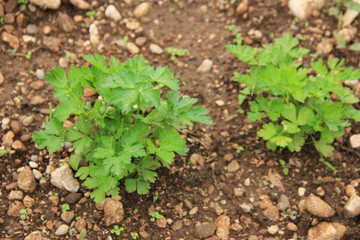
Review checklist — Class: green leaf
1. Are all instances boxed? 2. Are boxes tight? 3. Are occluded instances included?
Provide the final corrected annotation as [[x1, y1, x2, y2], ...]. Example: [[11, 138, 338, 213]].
[[83, 54, 108, 73], [151, 66, 179, 90], [70, 154, 81, 170], [65, 128, 84, 142], [333, 32, 346, 48], [258, 123, 277, 140], [45, 67, 67, 88], [345, 0, 360, 12], [137, 180, 150, 194], [125, 179, 137, 193], [270, 135, 292, 147], [75, 115, 93, 135], [349, 42, 360, 51], [75, 166, 90, 180]]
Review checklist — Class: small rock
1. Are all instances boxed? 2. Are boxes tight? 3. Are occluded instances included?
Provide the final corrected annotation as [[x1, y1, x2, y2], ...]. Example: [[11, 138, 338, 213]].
[[29, 161, 38, 168], [16, 14, 24, 27], [89, 23, 99, 45], [12, 140, 26, 151], [134, 2, 150, 18], [236, 0, 248, 15], [10, 121, 21, 134], [194, 222, 216, 239], [26, 24, 38, 34], [139, 224, 150, 238], [24, 231, 50, 240], [65, 193, 82, 204], [69, 0, 90, 9], [126, 42, 140, 54], [197, 59, 213, 73], [30, 0, 61, 9], [344, 194, 360, 218], [156, 217, 167, 228], [345, 184, 356, 197], [55, 224, 69, 235], [215, 100, 225, 106], [23, 35, 36, 44], [31, 96, 45, 106], [149, 43, 163, 55], [350, 134, 360, 148], [244, 178, 251, 186], [172, 220, 183, 231], [51, 165, 80, 192], [8, 190, 24, 200], [43, 36, 61, 52], [189, 206, 199, 215], [49, 195, 59, 205], [7, 200, 24, 217], [105, 5, 121, 21], [263, 205, 279, 222], [316, 40, 333, 55], [23, 195, 35, 208], [2, 130, 15, 147], [23, 116, 34, 127], [43, 26, 52, 35], [61, 211, 75, 223], [2, 118, 10, 129], [215, 215, 230, 240], [135, 37, 147, 46], [18, 167, 36, 193], [298, 187, 306, 197], [0, 4, 4, 17], [306, 195, 335, 218], [190, 153, 205, 168], [31, 80, 45, 90], [0, 73, 3, 85], [4, 13, 15, 24], [75, 218, 86, 231], [104, 198, 124, 226], [268, 225, 279, 235], [307, 222, 346, 240], [288, 0, 325, 20], [240, 203, 251, 213], [227, 160, 239, 173], [83, 88, 97, 97], [5, 0, 17, 13], [234, 188, 245, 197], [286, 222, 298, 232], [32, 169, 42, 180], [2, 32, 20, 50], [57, 13, 75, 33]]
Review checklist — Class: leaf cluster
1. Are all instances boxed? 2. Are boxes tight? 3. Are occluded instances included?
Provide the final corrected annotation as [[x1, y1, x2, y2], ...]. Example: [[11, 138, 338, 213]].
[[32, 54, 212, 202], [226, 33, 360, 158]]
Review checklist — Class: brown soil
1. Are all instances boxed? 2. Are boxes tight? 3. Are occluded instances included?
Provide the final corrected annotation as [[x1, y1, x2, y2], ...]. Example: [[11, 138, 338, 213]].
[[1, 0, 360, 239]]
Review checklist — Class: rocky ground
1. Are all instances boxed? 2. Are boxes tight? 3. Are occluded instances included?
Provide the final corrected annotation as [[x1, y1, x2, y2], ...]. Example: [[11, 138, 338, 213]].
[[1, 0, 360, 239]]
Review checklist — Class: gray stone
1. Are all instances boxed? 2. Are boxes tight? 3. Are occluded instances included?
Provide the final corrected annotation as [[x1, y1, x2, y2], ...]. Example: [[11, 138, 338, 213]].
[[194, 222, 216, 239], [51, 165, 80, 192], [55, 224, 69, 235]]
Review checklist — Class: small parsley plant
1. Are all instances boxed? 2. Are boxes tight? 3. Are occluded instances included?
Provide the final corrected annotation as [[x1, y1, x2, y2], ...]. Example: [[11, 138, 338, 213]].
[[32, 54, 212, 202], [227, 33, 360, 160]]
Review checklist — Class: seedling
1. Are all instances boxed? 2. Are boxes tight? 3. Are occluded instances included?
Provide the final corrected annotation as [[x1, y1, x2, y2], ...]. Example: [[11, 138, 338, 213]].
[[61, 204, 70, 212], [133, 208, 138, 215], [236, 146, 244, 153], [0, 18, 4, 24], [169, 7, 175, 12], [0, 149, 10, 156], [81, 23, 90, 28], [66, 52, 76, 59], [153, 190, 159, 203], [25, 51, 32, 60], [76, 216, 82, 220], [228, 24, 236, 33], [19, 209, 27, 220], [111, 225, 124, 236], [227, 34, 360, 166], [165, 47, 189, 61], [328, 0, 360, 29], [131, 232, 139, 239], [120, 35, 129, 43], [86, 11, 96, 18], [149, 211, 163, 222], [17, 0, 25, 4], [333, 31, 360, 51], [32, 54, 212, 203]]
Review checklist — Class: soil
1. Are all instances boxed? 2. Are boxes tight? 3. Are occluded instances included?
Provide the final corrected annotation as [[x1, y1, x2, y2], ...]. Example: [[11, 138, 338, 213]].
[[1, 0, 360, 239]]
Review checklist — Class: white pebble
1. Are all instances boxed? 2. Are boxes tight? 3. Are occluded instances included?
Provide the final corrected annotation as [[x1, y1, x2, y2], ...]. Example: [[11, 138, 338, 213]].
[[149, 43, 163, 55], [298, 187, 306, 197], [197, 59, 213, 73], [29, 161, 38, 168], [105, 5, 122, 21]]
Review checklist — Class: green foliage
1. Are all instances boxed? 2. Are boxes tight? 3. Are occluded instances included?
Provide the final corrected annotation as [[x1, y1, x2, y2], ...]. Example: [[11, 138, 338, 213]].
[[62, 204, 70, 212], [86, 11, 96, 17], [334, 31, 360, 51], [131, 232, 139, 239], [227, 33, 360, 159], [32, 54, 212, 203], [328, 0, 360, 29], [0, 18, 4, 24], [25, 51, 32, 60], [17, 0, 25, 4], [236, 146, 244, 153], [66, 52, 77, 59], [149, 211, 163, 222], [165, 47, 189, 61], [19, 209, 27, 220], [111, 225, 124, 236], [0, 148, 10, 156]]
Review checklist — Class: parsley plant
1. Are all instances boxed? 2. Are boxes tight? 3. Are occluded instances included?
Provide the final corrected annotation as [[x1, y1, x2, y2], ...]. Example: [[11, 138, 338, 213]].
[[227, 34, 360, 159], [32, 54, 212, 202]]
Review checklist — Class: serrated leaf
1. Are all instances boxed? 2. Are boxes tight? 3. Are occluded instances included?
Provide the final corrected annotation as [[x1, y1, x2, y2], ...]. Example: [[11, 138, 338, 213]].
[[83, 54, 108, 73], [65, 128, 84, 142], [75, 166, 90, 180], [258, 123, 277, 140], [282, 120, 300, 134], [70, 153, 81, 170], [73, 136, 92, 155], [270, 135, 292, 147], [75, 115, 93, 135], [137, 180, 150, 194], [151, 66, 179, 90], [46, 67, 68, 88], [125, 178, 137, 193], [282, 103, 297, 122]]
